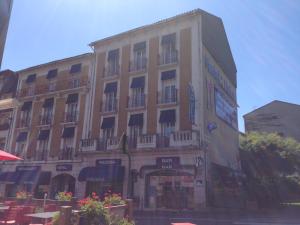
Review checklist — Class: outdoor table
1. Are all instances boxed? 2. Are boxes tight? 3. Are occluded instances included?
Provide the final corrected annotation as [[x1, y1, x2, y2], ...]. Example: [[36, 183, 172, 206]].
[[0, 206, 9, 212], [26, 211, 59, 224]]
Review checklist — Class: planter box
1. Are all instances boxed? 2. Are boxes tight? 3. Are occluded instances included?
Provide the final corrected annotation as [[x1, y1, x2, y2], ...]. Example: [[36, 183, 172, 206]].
[[107, 204, 126, 220]]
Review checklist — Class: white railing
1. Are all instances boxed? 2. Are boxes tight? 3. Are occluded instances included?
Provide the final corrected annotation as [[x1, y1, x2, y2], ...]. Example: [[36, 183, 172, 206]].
[[170, 130, 199, 147], [106, 137, 119, 150], [81, 139, 97, 152], [137, 134, 156, 149]]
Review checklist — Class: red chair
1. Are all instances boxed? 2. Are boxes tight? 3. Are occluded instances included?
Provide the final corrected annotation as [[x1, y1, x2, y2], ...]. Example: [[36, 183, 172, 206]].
[[19, 206, 36, 225], [4, 201, 16, 207], [0, 207, 23, 224]]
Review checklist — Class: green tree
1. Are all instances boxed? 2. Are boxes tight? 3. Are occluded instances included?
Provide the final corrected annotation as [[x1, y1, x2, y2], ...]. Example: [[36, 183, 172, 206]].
[[239, 132, 300, 207]]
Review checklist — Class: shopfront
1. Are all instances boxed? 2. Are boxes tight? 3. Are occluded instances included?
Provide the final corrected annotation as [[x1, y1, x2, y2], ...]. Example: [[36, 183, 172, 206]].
[[142, 157, 198, 210], [0, 166, 51, 198], [50, 173, 75, 199], [78, 159, 125, 198]]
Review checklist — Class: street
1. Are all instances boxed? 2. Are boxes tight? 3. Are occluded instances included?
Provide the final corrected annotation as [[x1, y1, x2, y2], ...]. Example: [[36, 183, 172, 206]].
[[134, 211, 300, 225]]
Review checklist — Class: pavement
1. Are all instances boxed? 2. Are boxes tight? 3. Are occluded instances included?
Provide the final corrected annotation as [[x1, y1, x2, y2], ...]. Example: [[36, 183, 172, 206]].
[[134, 209, 300, 225]]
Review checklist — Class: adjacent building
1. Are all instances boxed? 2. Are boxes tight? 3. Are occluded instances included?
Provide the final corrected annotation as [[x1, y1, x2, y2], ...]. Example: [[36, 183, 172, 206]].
[[244, 100, 300, 142], [0, 0, 13, 69], [0, 69, 18, 150], [0, 9, 241, 210]]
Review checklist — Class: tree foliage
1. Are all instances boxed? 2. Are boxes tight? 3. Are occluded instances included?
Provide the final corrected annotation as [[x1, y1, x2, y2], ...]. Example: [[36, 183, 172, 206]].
[[239, 132, 300, 207]]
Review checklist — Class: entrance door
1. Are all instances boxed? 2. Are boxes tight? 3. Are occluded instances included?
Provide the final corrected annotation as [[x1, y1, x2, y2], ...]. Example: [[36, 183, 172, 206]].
[[146, 170, 194, 210], [50, 174, 75, 199]]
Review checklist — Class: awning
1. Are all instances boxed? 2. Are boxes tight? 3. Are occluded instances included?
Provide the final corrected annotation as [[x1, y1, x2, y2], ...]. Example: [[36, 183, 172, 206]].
[[128, 113, 143, 126], [161, 70, 176, 80], [16, 132, 28, 142], [0, 171, 51, 185], [43, 98, 54, 108], [133, 41, 146, 51], [66, 93, 78, 104], [101, 117, 115, 129], [38, 129, 50, 140], [62, 127, 75, 138], [159, 109, 176, 123], [108, 49, 119, 60], [104, 82, 117, 93], [21, 101, 32, 111], [70, 63, 82, 74], [46, 69, 57, 79], [78, 165, 125, 182], [26, 74, 36, 83], [130, 76, 145, 89], [161, 33, 176, 46]]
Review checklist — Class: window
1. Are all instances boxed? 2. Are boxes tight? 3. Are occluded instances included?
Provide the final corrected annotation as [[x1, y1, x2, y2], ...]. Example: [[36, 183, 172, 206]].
[[36, 129, 50, 160], [70, 63, 81, 74], [61, 127, 75, 160], [46, 69, 58, 79], [101, 117, 115, 139], [159, 109, 176, 137], [41, 98, 54, 125], [128, 113, 144, 148], [160, 70, 177, 104], [161, 33, 177, 64], [103, 82, 117, 112], [132, 42, 146, 71], [129, 76, 145, 108], [69, 79, 80, 88], [107, 49, 119, 76], [49, 81, 56, 92], [16, 132, 28, 157], [65, 94, 78, 122], [20, 101, 32, 127]]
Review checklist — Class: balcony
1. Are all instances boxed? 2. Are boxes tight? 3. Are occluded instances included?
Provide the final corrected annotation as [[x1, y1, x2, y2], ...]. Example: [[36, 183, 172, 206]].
[[63, 111, 78, 123], [129, 57, 147, 73], [81, 137, 119, 152], [17, 76, 88, 98], [81, 139, 97, 152], [59, 147, 74, 160], [170, 130, 199, 147], [34, 149, 48, 161], [158, 50, 178, 65], [157, 89, 178, 104], [137, 134, 156, 148], [39, 115, 53, 125], [127, 94, 146, 108], [101, 99, 118, 113], [103, 65, 120, 78]]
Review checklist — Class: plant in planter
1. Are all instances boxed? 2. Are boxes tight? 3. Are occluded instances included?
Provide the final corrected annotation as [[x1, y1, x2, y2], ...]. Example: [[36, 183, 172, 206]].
[[16, 190, 28, 199], [78, 192, 110, 225], [55, 191, 73, 201], [103, 192, 125, 207], [117, 218, 135, 225]]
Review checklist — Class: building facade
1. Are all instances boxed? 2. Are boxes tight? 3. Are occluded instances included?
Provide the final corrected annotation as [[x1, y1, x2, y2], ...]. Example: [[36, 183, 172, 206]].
[[244, 100, 300, 142], [0, 0, 13, 69], [0, 9, 241, 210]]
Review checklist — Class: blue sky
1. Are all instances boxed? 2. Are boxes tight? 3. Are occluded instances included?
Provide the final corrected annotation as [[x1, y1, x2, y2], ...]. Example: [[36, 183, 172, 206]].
[[2, 0, 300, 131]]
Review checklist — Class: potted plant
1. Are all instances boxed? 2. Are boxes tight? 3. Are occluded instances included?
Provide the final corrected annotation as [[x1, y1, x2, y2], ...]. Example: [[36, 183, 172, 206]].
[[78, 192, 110, 225], [16, 191, 29, 204], [55, 191, 73, 206], [103, 191, 126, 220]]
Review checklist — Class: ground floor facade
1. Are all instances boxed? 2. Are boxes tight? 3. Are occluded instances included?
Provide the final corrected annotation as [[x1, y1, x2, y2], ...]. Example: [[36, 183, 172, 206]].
[[0, 148, 242, 210]]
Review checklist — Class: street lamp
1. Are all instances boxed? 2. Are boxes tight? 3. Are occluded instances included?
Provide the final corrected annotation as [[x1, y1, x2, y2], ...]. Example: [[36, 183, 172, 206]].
[[120, 132, 132, 199]]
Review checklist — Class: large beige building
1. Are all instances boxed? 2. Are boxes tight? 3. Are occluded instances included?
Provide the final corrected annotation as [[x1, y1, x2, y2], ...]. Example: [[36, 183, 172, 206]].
[[244, 100, 300, 142], [0, 0, 13, 69], [0, 9, 241, 210]]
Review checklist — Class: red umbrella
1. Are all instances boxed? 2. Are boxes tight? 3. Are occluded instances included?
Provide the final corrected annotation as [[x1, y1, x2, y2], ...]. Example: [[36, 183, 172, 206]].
[[0, 150, 22, 160]]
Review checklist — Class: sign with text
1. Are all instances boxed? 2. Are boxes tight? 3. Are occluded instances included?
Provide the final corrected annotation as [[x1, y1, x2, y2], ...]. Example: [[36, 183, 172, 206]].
[[96, 159, 121, 166], [56, 164, 73, 172], [156, 157, 180, 169], [16, 166, 40, 172]]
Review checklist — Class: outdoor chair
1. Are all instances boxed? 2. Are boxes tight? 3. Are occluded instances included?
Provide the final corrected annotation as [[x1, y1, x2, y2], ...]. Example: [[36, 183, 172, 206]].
[[0, 206, 23, 224], [43, 204, 57, 212], [4, 201, 16, 207], [19, 206, 36, 225]]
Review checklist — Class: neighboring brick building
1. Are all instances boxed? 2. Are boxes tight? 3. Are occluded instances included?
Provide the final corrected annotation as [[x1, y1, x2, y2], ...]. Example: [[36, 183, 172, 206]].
[[0, 9, 241, 209], [0, 69, 18, 150], [244, 100, 300, 142]]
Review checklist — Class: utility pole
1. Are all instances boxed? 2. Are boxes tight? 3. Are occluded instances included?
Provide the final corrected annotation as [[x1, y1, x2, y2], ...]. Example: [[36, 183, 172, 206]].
[[121, 133, 132, 199]]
